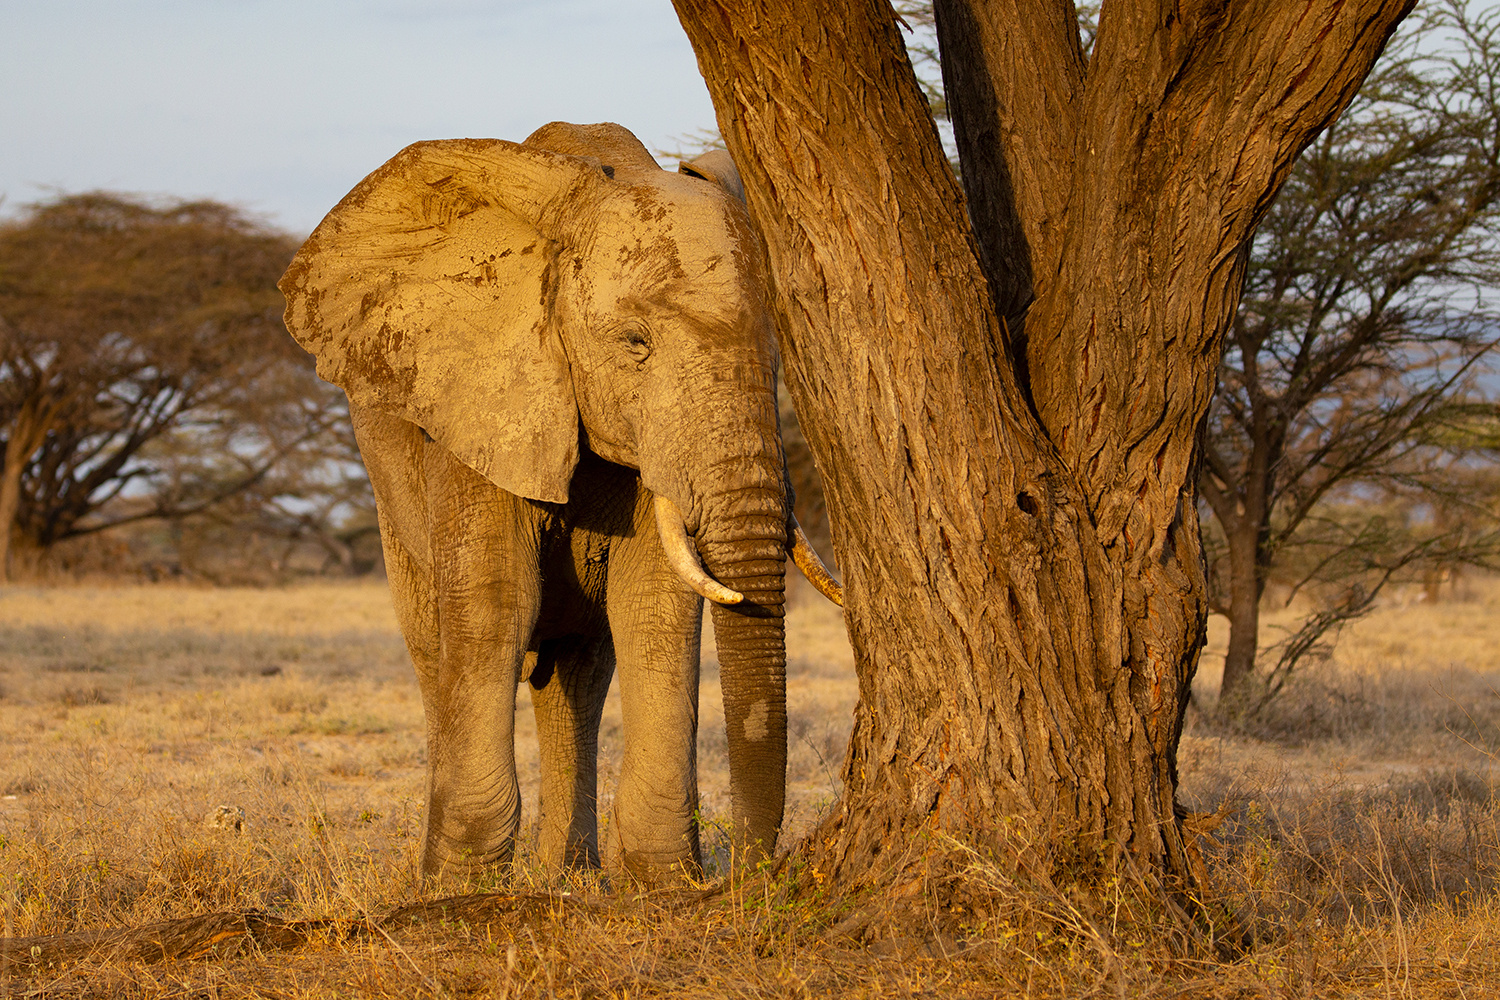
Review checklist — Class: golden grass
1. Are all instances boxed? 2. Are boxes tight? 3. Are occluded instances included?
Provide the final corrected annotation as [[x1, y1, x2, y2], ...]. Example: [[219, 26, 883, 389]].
[[0, 582, 854, 926], [2, 578, 1499, 996], [1185, 579, 1500, 800]]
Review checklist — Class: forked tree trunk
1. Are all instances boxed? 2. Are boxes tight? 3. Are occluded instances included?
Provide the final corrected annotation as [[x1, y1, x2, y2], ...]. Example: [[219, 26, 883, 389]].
[[673, 0, 1412, 890]]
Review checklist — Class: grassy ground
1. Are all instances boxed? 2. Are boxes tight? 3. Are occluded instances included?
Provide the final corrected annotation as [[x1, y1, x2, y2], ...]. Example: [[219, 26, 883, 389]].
[[2, 579, 1499, 996]]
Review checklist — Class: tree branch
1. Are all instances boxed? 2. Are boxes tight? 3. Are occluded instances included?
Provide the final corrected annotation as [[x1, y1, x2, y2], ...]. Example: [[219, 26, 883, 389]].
[[933, 0, 1085, 323]]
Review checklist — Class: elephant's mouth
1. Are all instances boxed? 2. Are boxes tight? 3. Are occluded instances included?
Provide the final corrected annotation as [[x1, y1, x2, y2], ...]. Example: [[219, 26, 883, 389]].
[[653, 494, 842, 606]]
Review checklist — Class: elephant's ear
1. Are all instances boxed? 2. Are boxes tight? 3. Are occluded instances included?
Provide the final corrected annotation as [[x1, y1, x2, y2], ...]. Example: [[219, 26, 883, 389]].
[[280, 138, 607, 504], [678, 149, 745, 204]]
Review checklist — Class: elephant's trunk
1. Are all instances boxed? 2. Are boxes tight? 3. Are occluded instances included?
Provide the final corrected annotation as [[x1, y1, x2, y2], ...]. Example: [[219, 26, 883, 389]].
[[696, 490, 788, 860]]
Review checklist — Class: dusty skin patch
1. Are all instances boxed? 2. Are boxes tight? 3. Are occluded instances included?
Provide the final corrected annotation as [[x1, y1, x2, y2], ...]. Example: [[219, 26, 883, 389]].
[[743, 698, 769, 741]]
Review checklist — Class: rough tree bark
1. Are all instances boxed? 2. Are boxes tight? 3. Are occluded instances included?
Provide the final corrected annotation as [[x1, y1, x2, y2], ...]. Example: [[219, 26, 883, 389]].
[[672, 0, 1412, 888]]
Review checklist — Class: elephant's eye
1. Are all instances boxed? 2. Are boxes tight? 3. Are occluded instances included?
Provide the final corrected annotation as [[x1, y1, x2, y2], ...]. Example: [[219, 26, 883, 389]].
[[624, 326, 652, 366]]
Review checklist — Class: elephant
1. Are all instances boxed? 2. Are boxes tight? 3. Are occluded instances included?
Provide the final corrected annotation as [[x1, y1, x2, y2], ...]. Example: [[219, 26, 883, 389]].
[[279, 121, 840, 884]]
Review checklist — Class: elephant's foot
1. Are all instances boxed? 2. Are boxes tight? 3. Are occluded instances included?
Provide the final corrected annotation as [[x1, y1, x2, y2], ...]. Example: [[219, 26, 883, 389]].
[[420, 833, 517, 889], [610, 814, 703, 887], [419, 803, 522, 888], [618, 850, 703, 888], [421, 771, 524, 883], [536, 825, 602, 873]]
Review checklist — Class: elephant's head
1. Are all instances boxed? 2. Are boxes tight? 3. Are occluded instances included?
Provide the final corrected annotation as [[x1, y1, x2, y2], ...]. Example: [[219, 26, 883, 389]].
[[279, 122, 825, 858]]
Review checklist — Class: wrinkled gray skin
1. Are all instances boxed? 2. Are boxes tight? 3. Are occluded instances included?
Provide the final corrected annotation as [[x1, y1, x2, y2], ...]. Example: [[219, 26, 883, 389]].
[[279, 122, 788, 883]]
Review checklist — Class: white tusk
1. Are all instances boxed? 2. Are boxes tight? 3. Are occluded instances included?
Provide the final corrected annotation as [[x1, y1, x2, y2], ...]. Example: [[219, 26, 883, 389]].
[[789, 516, 843, 607], [654, 495, 744, 605]]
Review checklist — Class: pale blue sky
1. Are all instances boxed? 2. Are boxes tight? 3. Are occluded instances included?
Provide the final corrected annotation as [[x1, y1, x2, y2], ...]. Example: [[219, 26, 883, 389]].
[[0, 0, 718, 234]]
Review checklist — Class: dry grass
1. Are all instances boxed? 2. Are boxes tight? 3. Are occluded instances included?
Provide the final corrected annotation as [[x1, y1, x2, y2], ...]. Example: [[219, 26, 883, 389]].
[[2, 578, 1499, 996]]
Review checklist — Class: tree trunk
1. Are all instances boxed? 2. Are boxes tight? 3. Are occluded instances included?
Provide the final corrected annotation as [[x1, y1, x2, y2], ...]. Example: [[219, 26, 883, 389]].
[[1203, 425, 1278, 716], [672, 0, 1412, 891], [0, 446, 23, 582], [1218, 518, 1265, 716], [0, 398, 51, 583]]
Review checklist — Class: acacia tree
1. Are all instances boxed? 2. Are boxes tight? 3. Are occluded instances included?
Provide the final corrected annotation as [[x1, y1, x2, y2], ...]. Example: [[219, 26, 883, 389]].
[[1205, 1, 1500, 714], [672, 0, 1413, 889], [0, 193, 314, 578], [141, 357, 376, 580]]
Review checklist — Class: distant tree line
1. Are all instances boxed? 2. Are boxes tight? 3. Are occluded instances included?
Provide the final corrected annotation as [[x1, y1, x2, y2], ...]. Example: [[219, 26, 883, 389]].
[[0, 192, 378, 583]]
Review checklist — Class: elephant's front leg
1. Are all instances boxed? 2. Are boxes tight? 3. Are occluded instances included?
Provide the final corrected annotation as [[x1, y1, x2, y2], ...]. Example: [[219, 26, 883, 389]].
[[421, 455, 544, 882], [605, 504, 705, 883]]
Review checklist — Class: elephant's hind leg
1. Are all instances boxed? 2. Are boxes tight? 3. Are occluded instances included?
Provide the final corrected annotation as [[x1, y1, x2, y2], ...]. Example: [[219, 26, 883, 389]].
[[529, 634, 615, 869]]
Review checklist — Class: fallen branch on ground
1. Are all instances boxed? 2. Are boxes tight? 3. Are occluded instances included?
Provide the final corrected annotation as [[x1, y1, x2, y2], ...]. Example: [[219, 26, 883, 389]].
[[0, 891, 597, 974]]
